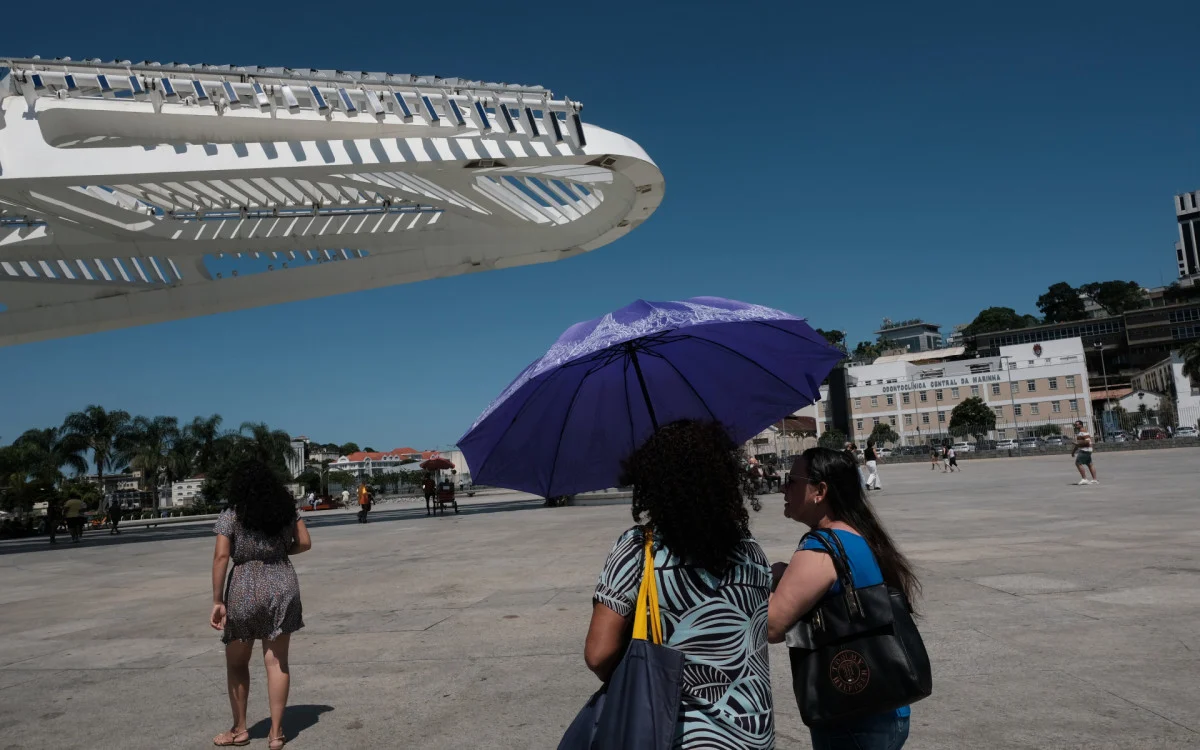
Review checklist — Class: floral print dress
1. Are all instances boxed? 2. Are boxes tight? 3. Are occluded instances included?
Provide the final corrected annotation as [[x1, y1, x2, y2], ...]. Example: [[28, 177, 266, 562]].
[[215, 509, 304, 644]]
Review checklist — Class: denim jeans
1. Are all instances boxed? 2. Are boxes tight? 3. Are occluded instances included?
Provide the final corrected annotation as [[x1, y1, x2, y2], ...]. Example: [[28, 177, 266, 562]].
[[809, 713, 910, 750]]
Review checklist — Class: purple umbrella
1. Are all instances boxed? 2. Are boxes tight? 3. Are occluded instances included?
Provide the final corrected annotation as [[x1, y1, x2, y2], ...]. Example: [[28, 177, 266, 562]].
[[458, 297, 844, 497]]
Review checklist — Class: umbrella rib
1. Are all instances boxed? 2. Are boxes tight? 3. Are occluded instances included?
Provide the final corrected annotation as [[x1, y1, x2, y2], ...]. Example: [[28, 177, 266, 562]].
[[544, 362, 599, 497], [623, 356, 636, 458], [683, 334, 818, 402], [470, 366, 574, 482], [646, 350, 719, 424], [472, 357, 612, 491]]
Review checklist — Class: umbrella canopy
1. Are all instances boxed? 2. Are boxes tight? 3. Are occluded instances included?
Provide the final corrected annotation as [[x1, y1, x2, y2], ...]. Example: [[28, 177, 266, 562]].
[[420, 458, 455, 472], [459, 297, 843, 497]]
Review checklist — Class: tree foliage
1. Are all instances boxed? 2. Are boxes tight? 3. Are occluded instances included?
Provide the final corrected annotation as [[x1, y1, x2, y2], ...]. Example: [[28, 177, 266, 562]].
[[1079, 280, 1146, 316], [815, 329, 847, 352], [817, 428, 847, 450], [869, 423, 900, 445], [338, 442, 360, 456], [949, 397, 997, 440], [963, 307, 1041, 336], [1181, 342, 1200, 388], [1037, 282, 1088, 324]]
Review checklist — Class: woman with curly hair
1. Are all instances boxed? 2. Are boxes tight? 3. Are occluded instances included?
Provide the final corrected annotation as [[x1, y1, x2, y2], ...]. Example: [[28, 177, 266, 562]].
[[210, 459, 312, 749], [584, 420, 774, 749]]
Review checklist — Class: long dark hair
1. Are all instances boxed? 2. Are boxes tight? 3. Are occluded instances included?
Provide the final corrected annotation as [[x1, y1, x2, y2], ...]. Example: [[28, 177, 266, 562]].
[[802, 447, 921, 606], [227, 458, 297, 536], [621, 420, 750, 575]]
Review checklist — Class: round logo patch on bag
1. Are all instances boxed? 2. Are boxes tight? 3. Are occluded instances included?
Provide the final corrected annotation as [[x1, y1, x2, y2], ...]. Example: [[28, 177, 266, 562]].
[[829, 650, 870, 694]]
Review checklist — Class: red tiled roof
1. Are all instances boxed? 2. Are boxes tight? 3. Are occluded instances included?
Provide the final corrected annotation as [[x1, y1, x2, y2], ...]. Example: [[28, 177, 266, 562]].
[[342, 448, 429, 462]]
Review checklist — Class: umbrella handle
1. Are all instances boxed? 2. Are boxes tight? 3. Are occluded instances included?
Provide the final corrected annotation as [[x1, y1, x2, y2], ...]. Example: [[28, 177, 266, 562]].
[[626, 343, 660, 432]]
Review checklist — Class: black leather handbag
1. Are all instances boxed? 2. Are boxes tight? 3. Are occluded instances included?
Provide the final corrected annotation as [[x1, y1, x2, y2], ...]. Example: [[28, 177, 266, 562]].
[[785, 530, 932, 727]]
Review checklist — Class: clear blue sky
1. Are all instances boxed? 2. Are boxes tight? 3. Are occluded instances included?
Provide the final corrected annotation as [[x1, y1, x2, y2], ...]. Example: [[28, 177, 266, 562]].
[[2, 1, 1197, 450]]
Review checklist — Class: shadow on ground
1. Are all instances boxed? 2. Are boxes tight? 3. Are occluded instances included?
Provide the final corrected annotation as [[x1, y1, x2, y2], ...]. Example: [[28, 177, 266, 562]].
[[248, 704, 334, 740]]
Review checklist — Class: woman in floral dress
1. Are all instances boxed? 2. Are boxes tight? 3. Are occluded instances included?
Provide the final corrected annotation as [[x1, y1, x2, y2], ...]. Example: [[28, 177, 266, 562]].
[[210, 459, 312, 749]]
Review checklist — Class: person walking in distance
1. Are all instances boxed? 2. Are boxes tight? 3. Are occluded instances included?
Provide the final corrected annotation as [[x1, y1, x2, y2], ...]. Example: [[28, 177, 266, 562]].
[[1072, 420, 1098, 485], [210, 459, 311, 749], [945, 444, 959, 473], [357, 483, 371, 523], [942, 442, 952, 473], [422, 473, 436, 516], [62, 494, 86, 543], [929, 444, 940, 471], [863, 439, 882, 491], [107, 495, 122, 535]]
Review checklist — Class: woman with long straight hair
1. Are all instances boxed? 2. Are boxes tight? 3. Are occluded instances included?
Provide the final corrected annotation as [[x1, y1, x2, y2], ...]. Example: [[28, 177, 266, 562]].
[[767, 447, 920, 750], [210, 459, 312, 749]]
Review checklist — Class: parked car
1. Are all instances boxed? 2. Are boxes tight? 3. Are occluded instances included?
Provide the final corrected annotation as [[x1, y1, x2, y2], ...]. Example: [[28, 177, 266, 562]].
[[1106, 431, 1128, 443], [1138, 427, 1168, 441], [975, 439, 998, 451], [995, 438, 1018, 450], [877, 447, 893, 458], [951, 441, 974, 453], [1042, 435, 1067, 447], [1173, 426, 1198, 439], [1018, 437, 1041, 450]]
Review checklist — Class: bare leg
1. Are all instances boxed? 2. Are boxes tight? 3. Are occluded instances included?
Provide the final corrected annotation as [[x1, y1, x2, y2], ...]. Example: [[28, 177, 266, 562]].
[[1088, 464, 1098, 480], [1077, 463, 1087, 479], [225, 640, 253, 735], [263, 634, 292, 742]]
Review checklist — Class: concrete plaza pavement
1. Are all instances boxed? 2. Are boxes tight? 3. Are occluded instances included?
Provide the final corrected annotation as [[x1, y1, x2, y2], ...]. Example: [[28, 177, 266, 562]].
[[1, 449, 1198, 749]]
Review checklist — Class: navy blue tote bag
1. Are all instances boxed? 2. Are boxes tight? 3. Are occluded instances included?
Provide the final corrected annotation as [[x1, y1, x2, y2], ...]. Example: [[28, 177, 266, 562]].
[[558, 529, 685, 750]]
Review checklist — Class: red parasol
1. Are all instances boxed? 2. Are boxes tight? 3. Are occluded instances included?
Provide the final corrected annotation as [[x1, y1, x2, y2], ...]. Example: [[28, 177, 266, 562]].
[[420, 457, 455, 471]]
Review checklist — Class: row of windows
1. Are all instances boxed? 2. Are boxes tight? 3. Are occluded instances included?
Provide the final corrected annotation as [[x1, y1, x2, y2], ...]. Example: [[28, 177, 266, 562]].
[[853, 375, 1078, 409], [855, 399, 1082, 430], [1168, 307, 1200, 324], [989, 321, 1123, 347], [1171, 325, 1200, 340]]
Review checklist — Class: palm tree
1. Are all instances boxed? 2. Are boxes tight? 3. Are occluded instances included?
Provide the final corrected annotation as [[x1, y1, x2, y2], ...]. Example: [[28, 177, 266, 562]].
[[63, 405, 131, 497], [1181, 342, 1200, 391], [239, 422, 294, 472], [123, 416, 180, 506], [12, 427, 89, 488], [164, 432, 198, 488], [186, 414, 224, 475]]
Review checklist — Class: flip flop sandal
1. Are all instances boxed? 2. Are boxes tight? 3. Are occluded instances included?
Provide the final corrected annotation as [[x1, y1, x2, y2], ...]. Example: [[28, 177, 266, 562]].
[[213, 728, 250, 746], [269, 734, 287, 750]]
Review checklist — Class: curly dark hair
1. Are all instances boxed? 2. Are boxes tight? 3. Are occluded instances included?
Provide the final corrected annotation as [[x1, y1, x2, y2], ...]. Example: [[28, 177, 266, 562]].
[[620, 420, 750, 574], [227, 458, 297, 536]]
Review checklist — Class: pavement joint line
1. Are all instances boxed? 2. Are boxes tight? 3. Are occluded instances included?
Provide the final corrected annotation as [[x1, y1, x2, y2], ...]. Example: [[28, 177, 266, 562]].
[[1063, 670, 1200, 735]]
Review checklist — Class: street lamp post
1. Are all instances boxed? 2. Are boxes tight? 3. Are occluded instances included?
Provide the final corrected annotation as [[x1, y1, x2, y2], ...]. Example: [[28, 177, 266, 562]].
[[1093, 341, 1112, 440], [1001, 355, 1021, 449]]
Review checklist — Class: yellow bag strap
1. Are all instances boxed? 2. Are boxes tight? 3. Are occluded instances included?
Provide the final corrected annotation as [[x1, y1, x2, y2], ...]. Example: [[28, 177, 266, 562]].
[[632, 527, 664, 645]]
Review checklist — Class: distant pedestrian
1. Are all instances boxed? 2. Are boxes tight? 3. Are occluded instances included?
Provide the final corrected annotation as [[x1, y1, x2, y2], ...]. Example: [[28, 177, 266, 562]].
[[929, 445, 940, 471], [341, 488, 350, 507], [45, 499, 60, 545], [864, 439, 882, 491], [107, 496, 122, 535], [357, 483, 371, 523], [946, 445, 959, 472], [210, 458, 311, 750], [63, 494, 86, 543], [423, 473, 436, 516], [1072, 420, 1098, 485]]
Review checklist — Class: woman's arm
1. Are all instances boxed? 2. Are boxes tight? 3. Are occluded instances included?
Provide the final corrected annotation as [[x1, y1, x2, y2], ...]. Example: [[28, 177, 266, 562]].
[[766, 549, 838, 644], [584, 602, 632, 682], [210, 535, 231, 630], [288, 518, 312, 555]]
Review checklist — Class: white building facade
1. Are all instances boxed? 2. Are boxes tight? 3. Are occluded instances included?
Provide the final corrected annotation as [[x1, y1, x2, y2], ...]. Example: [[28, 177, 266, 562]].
[[1131, 351, 1200, 429], [170, 477, 205, 507], [843, 338, 1094, 444]]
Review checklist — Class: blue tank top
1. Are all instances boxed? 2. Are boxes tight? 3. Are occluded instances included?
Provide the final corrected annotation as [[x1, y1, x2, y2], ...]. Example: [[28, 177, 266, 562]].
[[800, 529, 911, 719]]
